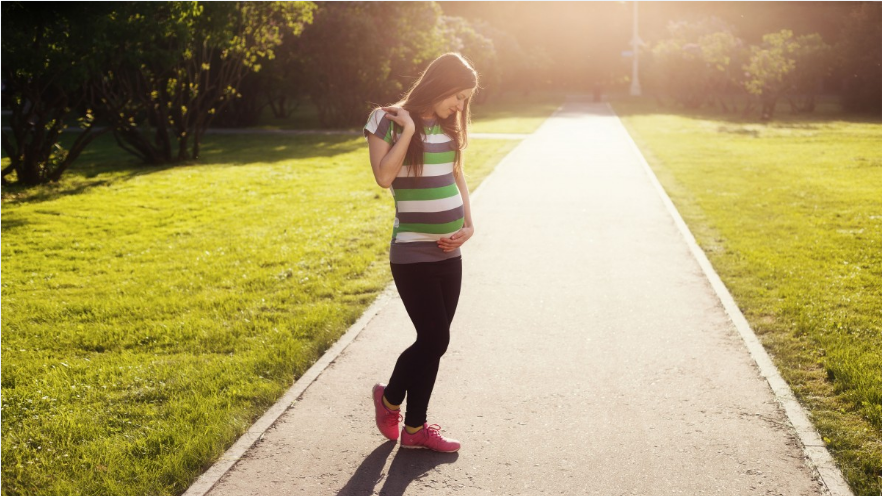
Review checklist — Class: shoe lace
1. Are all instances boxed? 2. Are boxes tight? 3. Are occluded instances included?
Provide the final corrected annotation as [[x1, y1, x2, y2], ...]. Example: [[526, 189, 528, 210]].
[[386, 410, 403, 426], [425, 424, 443, 438]]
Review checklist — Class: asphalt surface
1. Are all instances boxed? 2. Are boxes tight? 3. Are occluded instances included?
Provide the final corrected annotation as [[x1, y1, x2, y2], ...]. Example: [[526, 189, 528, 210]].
[[203, 101, 826, 496]]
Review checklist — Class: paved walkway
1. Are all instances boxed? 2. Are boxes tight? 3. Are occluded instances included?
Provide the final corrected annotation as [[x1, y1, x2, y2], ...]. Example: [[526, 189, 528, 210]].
[[199, 101, 828, 495]]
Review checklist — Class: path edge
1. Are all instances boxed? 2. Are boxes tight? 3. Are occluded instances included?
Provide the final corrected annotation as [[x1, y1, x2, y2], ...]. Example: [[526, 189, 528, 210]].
[[606, 102, 853, 496], [181, 285, 396, 496], [181, 115, 548, 496]]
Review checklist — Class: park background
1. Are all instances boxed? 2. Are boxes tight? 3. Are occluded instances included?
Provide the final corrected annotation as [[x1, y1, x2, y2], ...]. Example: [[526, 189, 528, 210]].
[[1, 1, 880, 495]]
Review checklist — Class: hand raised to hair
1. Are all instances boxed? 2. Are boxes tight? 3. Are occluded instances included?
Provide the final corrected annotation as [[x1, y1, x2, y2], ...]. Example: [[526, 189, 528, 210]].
[[381, 106, 415, 132]]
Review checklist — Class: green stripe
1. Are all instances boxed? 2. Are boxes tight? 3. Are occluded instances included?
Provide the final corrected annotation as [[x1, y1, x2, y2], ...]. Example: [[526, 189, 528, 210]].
[[394, 183, 459, 201], [427, 124, 444, 135], [397, 218, 464, 235], [424, 150, 456, 165], [384, 123, 400, 144]]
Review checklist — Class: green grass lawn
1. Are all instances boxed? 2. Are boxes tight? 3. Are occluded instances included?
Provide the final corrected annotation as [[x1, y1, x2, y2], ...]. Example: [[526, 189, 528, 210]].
[[613, 98, 882, 496], [1, 132, 520, 495]]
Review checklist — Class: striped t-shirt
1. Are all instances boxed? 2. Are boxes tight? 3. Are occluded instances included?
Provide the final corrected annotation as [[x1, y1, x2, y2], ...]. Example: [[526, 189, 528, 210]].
[[363, 108, 464, 264]]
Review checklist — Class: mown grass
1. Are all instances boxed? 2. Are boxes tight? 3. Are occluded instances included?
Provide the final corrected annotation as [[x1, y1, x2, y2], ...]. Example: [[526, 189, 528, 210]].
[[613, 98, 882, 496], [0, 131, 519, 495]]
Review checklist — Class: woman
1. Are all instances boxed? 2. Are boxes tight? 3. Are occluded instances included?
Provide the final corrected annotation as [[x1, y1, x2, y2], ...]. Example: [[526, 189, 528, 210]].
[[363, 53, 478, 453]]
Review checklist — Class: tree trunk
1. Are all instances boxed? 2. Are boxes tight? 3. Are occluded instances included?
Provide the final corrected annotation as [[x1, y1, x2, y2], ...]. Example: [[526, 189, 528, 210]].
[[47, 126, 111, 182], [177, 134, 190, 162]]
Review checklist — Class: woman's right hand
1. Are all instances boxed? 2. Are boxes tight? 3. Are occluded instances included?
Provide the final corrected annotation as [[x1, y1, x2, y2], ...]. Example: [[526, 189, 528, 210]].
[[381, 106, 415, 132]]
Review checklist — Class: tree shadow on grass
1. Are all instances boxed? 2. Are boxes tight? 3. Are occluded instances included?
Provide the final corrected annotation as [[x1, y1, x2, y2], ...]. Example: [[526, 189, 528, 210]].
[[2, 165, 174, 205], [197, 133, 363, 166], [337, 442, 459, 496], [2, 132, 364, 206]]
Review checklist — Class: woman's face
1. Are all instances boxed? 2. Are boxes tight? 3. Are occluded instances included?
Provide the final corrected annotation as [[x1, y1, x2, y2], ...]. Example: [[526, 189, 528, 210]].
[[432, 88, 475, 120]]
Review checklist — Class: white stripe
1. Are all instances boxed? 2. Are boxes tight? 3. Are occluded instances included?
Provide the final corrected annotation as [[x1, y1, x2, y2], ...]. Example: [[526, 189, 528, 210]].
[[425, 133, 453, 144], [395, 231, 458, 243], [396, 194, 463, 213], [364, 109, 385, 135], [396, 162, 455, 178]]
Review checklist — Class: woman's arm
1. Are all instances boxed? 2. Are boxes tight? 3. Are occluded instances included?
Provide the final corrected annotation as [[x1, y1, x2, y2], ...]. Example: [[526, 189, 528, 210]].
[[455, 171, 473, 230], [368, 108, 415, 188], [438, 164, 474, 253]]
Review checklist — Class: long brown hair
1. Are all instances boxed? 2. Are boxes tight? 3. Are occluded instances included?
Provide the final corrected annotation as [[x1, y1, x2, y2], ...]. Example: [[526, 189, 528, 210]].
[[387, 53, 478, 179]]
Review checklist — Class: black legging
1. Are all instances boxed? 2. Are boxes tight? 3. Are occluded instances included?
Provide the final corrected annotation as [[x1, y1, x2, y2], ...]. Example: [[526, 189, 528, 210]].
[[384, 256, 462, 427]]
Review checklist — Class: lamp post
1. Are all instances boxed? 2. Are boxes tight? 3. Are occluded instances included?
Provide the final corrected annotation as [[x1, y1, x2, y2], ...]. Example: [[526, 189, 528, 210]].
[[630, 1, 642, 96]]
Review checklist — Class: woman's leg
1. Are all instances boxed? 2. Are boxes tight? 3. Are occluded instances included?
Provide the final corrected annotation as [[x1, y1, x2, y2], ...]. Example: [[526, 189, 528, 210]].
[[403, 257, 462, 425], [385, 257, 462, 427], [439, 257, 462, 326]]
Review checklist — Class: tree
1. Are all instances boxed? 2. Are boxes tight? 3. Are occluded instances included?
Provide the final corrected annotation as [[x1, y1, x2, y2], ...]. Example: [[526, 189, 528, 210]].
[[93, 2, 314, 164], [743, 30, 800, 120], [211, 10, 314, 128], [1, 3, 112, 185], [787, 34, 833, 113], [459, 20, 552, 98], [836, 2, 882, 115], [646, 17, 745, 109], [437, 17, 497, 104], [698, 30, 748, 112], [296, 2, 444, 128], [262, 34, 310, 120]]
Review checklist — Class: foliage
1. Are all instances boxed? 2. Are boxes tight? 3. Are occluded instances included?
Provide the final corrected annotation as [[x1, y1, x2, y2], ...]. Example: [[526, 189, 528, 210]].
[[787, 34, 834, 113], [742, 30, 800, 118], [697, 30, 748, 112], [645, 18, 834, 121], [646, 17, 746, 110], [742, 30, 834, 120], [0, 3, 112, 185], [470, 22, 554, 96], [436, 16, 498, 104], [294, 2, 445, 128], [213, 19, 312, 127], [93, 1, 315, 164], [836, 2, 882, 114], [256, 33, 310, 121]]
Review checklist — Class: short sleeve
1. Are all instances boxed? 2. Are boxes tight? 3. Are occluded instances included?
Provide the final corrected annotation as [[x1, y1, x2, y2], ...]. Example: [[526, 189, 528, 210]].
[[363, 108, 395, 144]]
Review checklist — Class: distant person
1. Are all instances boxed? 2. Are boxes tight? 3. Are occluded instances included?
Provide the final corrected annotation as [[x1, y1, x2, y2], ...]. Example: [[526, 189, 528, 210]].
[[362, 53, 478, 453]]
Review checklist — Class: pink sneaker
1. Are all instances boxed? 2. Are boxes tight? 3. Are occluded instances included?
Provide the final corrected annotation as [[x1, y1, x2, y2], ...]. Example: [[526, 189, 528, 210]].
[[372, 383, 402, 440], [400, 423, 461, 453]]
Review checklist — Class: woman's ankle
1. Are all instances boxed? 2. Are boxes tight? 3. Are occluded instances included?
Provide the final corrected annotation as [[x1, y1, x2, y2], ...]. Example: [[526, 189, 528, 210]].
[[404, 424, 424, 434], [382, 395, 400, 411]]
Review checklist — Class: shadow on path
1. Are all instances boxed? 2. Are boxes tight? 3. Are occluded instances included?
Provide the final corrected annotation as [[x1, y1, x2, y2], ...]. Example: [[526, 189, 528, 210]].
[[337, 442, 459, 496]]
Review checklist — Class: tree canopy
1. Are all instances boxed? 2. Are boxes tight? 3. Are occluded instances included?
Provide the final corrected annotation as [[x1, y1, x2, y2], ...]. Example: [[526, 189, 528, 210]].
[[2, 1, 878, 186], [1, 2, 114, 185]]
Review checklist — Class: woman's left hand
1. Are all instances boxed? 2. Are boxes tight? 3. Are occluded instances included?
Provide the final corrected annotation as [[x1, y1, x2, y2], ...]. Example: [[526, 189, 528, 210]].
[[438, 226, 474, 253]]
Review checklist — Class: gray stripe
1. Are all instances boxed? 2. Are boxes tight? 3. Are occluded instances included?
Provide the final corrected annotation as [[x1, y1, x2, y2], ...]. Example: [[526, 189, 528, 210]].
[[373, 116, 391, 141], [397, 205, 464, 224], [424, 140, 454, 153], [390, 241, 461, 264], [393, 173, 455, 190]]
